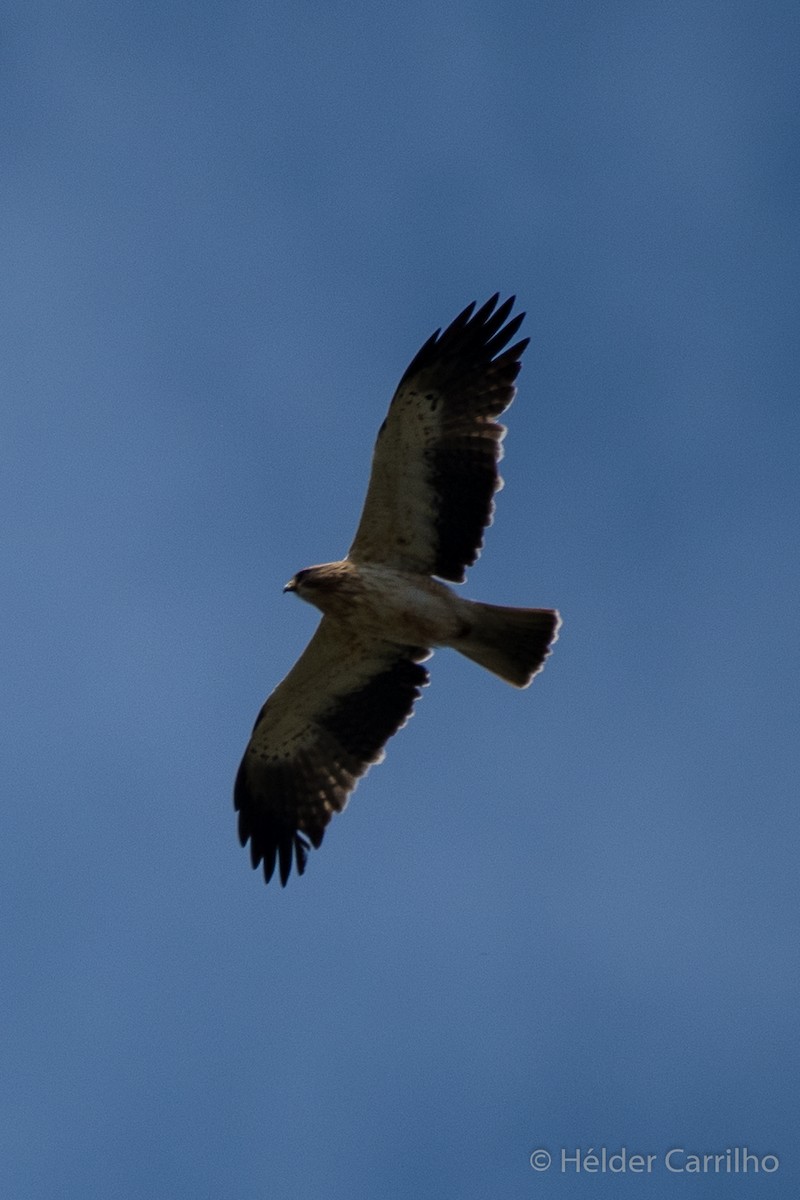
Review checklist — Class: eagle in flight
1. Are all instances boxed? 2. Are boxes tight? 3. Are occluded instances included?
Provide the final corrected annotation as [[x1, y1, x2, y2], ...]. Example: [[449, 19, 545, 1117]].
[[235, 295, 560, 885]]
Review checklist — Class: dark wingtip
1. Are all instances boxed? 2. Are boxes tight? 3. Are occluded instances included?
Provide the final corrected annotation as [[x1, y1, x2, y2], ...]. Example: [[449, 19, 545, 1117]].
[[255, 829, 313, 887], [235, 757, 320, 887], [293, 834, 310, 879], [399, 294, 526, 385]]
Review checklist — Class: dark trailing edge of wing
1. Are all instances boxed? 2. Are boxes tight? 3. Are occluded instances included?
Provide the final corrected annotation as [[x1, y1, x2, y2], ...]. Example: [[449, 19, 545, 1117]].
[[400, 294, 530, 583], [234, 648, 430, 886], [319, 652, 429, 761]]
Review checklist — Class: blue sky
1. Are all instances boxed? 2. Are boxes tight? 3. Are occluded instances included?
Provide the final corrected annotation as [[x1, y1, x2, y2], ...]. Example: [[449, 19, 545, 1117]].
[[3, 1, 798, 1196]]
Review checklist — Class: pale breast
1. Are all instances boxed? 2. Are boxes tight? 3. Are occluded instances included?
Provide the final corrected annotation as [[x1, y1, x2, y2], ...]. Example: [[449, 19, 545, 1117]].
[[336, 565, 464, 647]]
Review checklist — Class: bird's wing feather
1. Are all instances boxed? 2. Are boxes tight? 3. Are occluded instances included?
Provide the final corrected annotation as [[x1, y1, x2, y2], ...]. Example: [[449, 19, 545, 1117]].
[[234, 618, 430, 885], [348, 294, 529, 583]]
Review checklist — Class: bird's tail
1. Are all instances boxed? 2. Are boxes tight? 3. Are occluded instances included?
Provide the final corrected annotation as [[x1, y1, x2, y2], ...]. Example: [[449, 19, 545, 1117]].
[[453, 602, 561, 688]]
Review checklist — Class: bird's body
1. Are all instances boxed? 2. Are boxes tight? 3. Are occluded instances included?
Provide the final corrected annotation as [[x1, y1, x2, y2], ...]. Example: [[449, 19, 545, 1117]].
[[286, 561, 467, 646], [235, 295, 561, 885]]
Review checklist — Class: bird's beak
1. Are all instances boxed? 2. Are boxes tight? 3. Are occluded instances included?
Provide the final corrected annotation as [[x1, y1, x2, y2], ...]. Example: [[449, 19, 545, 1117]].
[[283, 578, 296, 593]]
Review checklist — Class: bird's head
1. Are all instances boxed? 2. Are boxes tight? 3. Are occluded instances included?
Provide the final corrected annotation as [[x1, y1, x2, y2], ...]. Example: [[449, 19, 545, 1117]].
[[283, 566, 326, 596], [283, 562, 351, 610]]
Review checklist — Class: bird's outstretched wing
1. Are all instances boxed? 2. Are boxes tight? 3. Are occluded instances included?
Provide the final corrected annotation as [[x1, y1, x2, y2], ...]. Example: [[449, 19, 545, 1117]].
[[348, 294, 528, 583], [234, 619, 430, 885]]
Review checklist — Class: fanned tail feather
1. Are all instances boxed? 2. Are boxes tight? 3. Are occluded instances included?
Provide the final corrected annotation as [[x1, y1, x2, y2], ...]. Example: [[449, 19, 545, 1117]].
[[454, 602, 561, 688]]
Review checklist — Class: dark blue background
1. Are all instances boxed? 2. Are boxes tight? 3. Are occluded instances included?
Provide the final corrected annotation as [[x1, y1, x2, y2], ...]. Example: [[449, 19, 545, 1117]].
[[3, 2, 797, 1196]]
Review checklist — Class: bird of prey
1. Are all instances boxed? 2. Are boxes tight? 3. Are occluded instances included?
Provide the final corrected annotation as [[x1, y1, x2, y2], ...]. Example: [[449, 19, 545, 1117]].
[[234, 294, 560, 886]]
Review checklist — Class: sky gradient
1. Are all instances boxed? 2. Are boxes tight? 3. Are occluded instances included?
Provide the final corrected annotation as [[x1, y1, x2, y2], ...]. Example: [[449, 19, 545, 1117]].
[[3, 2, 798, 1197]]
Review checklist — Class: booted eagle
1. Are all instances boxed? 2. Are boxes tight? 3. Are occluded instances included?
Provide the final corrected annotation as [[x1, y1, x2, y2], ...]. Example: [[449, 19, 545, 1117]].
[[235, 295, 560, 885]]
